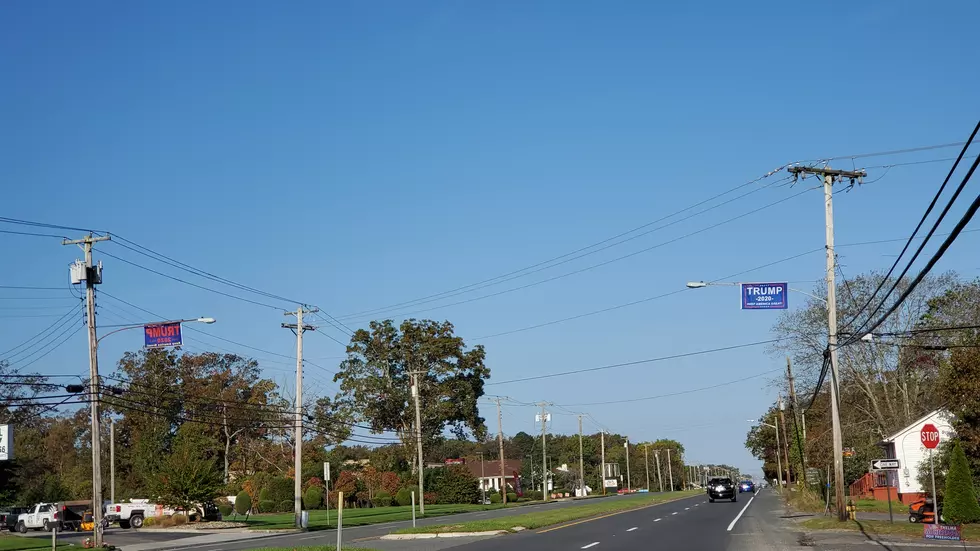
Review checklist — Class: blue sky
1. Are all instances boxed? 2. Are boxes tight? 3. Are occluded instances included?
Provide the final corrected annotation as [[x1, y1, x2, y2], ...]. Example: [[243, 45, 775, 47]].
[[2, 1, 978, 473]]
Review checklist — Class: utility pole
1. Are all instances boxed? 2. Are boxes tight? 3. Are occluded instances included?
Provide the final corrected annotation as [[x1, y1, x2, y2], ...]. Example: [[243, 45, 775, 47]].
[[282, 305, 317, 528], [412, 369, 425, 514], [644, 444, 650, 491], [773, 410, 783, 491], [655, 450, 663, 492], [666, 448, 674, 491], [496, 398, 507, 504], [537, 403, 549, 496], [788, 165, 864, 520], [787, 356, 807, 479], [110, 420, 115, 505], [778, 395, 792, 485], [64, 233, 110, 548], [600, 430, 606, 495], [624, 438, 631, 491], [577, 416, 585, 497]]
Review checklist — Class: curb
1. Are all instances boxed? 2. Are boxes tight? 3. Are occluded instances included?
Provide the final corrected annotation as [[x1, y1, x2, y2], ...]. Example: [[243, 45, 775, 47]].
[[381, 530, 508, 540]]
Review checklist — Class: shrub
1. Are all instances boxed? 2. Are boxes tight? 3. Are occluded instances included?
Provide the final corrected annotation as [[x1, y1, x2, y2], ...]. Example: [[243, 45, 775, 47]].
[[142, 517, 157, 527], [258, 488, 271, 505], [158, 516, 175, 528], [235, 491, 252, 516], [489, 493, 502, 504], [217, 502, 233, 518], [395, 487, 414, 507], [266, 477, 294, 506], [373, 491, 392, 507], [506, 492, 517, 503], [423, 492, 436, 505], [943, 441, 980, 524], [172, 514, 188, 526], [278, 500, 293, 513], [433, 465, 481, 504], [259, 500, 275, 513], [305, 486, 323, 510]]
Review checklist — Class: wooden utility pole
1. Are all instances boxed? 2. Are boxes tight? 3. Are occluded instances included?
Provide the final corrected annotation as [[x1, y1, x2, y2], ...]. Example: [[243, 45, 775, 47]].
[[600, 430, 606, 495], [496, 398, 507, 503], [644, 444, 650, 491], [537, 403, 549, 496], [778, 395, 792, 485], [786, 357, 807, 479], [788, 165, 866, 520], [283, 306, 317, 527], [577, 416, 585, 497]]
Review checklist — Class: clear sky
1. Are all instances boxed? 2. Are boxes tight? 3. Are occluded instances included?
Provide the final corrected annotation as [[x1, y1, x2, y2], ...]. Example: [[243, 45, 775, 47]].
[[2, 0, 978, 473]]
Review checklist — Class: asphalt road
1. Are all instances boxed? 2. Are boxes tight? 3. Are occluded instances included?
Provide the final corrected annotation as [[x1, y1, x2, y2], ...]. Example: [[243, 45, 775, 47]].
[[154, 493, 675, 551]]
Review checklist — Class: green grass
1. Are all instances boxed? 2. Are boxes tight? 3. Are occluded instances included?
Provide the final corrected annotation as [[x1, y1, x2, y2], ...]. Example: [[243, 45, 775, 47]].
[[855, 498, 904, 514], [0, 535, 74, 551], [802, 517, 980, 540], [242, 503, 517, 530], [394, 490, 701, 534]]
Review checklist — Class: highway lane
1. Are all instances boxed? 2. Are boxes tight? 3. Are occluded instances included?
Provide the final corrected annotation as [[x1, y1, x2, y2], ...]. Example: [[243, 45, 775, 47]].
[[153, 493, 673, 551], [447, 492, 735, 550]]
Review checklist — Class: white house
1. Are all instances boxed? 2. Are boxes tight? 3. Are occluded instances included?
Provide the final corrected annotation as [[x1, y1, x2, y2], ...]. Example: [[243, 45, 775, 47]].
[[880, 409, 956, 500]]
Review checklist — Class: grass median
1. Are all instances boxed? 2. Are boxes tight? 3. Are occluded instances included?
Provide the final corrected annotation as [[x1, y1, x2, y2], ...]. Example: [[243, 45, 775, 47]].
[[802, 517, 980, 540], [0, 535, 74, 551], [242, 502, 516, 530], [393, 490, 701, 534]]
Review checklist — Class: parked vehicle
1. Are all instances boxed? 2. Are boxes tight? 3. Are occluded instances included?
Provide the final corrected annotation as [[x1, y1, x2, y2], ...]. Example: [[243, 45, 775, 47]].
[[0, 507, 30, 532], [908, 498, 944, 523], [105, 500, 172, 529]]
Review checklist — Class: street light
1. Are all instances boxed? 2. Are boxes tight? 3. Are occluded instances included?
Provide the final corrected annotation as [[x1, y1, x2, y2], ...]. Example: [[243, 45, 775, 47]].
[[686, 281, 828, 304], [93, 315, 215, 532], [749, 418, 782, 490]]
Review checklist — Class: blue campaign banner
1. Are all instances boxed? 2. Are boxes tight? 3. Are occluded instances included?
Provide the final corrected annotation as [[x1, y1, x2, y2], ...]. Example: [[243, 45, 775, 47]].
[[144, 322, 182, 348], [741, 282, 788, 310]]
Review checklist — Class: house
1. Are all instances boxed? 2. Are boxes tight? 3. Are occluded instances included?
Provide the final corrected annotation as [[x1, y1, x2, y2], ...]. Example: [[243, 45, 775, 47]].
[[849, 409, 956, 504], [462, 457, 524, 493]]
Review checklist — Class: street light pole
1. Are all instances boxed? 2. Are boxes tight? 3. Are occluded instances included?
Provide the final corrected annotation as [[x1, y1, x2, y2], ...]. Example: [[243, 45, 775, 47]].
[[624, 439, 631, 491]]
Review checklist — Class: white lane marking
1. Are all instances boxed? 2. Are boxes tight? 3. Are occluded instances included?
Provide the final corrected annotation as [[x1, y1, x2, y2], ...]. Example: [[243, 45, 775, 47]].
[[654, 518, 662, 522], [300, 535, 322, 540], [671, 511, 678, 515], [626, 527, 638, 532], [582, 542, 600, 549], [684, 507, 690, 510], [727, 495, 755, 532]]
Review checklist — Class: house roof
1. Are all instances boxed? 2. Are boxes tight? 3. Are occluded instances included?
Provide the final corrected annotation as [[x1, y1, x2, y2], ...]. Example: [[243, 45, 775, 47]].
[[882, 409, 953, 443], [462, 457, 523, 479]]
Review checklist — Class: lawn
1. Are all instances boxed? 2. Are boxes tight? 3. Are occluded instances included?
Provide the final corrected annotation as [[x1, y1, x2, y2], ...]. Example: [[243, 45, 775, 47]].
[[241, 502, 515, 530], [0, 535, 73, 551], [394, 490, 701, 534], [855, 498, 905, 514], [802, 517, 980, 541]]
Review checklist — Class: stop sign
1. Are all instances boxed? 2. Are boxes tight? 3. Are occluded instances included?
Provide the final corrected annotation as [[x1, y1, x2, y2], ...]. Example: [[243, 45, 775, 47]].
[[921, 423, 941, 449]]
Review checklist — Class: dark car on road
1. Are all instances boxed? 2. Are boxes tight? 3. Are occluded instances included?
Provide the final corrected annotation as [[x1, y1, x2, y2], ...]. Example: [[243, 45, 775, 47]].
[[739, 480, 755, 493], [707, 477, 737, 502]]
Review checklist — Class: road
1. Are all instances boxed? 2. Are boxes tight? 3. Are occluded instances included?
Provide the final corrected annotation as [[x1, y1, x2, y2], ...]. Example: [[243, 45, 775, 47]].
[[144, 493, 671, 551]]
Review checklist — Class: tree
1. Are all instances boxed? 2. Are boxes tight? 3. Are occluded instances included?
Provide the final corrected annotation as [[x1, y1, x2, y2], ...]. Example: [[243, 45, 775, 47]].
[[150, 426, 223, 512], [331, 319, 490, 471], [433, 465, 480, 504], [235, 491, 251, 516], [943, 441, 980, 524]]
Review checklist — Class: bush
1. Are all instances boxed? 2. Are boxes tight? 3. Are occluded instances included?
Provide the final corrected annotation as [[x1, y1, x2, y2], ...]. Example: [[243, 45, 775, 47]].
[[235, 491, 252, 516], [424, 492, 436, 505], [259, 500, 275, 513], [278, 500, 293, 513], [172, 514, 188, 526], [395, 487, 414, 507], [373, 491, 392, 507], [489, 493, 502, 504], [142, 517, 157, 527], [158, 516, 175, 528], [217, 502, 233, 517], [305, 486, 323, 510], [943, 441, 980, 524], [433, 465, 481, 504], [527, 490, 543, 501], [258, 488, 271, 505], [506, 492, 517, 503], [265, 477, 294, 506]]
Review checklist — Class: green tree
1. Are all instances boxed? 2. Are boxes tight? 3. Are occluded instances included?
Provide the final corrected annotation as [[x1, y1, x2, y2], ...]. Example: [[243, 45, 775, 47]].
[[942, 441, 980, 524], [150, 426, 223, 511], [331, 319, 490, 471], [433, 465, 480, 504], [304, 486, 323, 510], [234, 491, 251, 516]]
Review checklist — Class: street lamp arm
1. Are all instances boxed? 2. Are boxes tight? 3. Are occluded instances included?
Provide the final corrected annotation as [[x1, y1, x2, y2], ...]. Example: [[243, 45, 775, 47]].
[[687, 280, 828, 305], [96, 317, 216, 345]]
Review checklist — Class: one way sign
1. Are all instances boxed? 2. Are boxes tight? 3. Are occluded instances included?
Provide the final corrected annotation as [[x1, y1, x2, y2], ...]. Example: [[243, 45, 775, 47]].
[[872, 459, 900, 470]]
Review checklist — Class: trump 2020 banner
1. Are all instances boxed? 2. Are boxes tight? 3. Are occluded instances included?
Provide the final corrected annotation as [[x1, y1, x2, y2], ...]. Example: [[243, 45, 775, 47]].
[[741, 283, 788, 310], [144, 322, 183, 348]]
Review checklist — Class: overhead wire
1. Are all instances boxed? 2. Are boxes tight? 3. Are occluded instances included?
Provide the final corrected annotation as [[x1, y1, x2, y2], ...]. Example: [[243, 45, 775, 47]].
[[1, 302, 83, 358]]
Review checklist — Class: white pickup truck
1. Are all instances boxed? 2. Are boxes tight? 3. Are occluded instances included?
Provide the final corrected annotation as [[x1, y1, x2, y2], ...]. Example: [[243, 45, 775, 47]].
[[105, 500, 172, 529], [15, 503, 57, 532]]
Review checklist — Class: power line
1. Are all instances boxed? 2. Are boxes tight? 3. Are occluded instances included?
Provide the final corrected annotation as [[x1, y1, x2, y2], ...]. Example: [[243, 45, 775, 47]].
[[486, 338, 784, 386], [1, 303, 83, 358], [0, 216, 107, 235], [0, 229, 69, 239], [338, 173, 795, 320], [840, 121, 980, 334]]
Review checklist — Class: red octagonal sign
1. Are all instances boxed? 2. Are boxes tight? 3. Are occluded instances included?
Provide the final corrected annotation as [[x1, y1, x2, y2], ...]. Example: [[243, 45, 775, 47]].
[[921, 423, 941, 449]]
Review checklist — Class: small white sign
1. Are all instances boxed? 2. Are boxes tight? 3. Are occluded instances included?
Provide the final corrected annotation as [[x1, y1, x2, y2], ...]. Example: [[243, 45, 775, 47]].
[[0, 425, 12, 461]]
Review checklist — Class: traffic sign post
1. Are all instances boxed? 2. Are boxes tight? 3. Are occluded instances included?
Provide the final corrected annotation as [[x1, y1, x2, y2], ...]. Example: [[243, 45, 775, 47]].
[[872, 458, 900, 523], [921, 424, 941, 526]]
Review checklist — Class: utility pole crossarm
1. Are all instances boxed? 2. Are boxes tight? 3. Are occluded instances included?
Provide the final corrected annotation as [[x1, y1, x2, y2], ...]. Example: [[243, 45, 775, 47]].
[[786, 166, 868, 180]]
